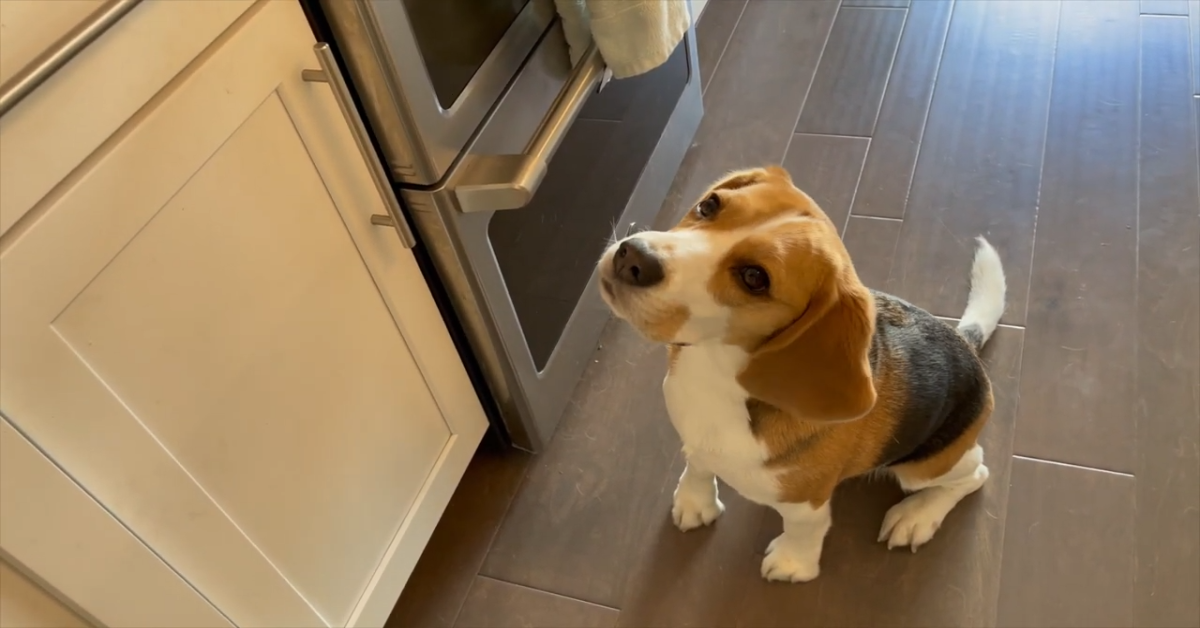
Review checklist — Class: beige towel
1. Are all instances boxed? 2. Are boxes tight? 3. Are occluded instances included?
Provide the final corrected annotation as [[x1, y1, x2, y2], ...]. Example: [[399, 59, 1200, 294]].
[[554, 0, 691, 79]]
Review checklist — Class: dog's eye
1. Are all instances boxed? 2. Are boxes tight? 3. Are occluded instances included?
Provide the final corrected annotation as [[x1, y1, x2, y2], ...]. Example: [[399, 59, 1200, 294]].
[[738, 266, 770, 293], [696, 194, 720, 218]]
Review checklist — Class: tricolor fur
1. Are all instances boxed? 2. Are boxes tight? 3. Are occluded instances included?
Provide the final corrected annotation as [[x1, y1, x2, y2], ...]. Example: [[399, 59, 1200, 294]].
[[597, 166, 1006, 582]]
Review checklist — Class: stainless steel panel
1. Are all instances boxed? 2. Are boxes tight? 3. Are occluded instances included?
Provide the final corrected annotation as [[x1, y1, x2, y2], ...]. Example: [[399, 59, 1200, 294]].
[[403, 30, 704, 451], [319, 0, 556, 185], [455, 44, 607, 213]]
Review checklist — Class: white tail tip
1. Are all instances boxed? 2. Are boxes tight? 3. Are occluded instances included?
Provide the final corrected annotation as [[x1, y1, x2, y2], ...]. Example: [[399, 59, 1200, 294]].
[[958, 236, 1007, 350]]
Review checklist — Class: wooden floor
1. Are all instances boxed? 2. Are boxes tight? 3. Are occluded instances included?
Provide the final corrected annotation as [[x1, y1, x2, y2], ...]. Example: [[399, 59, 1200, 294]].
[[390, 1, 1200, 626]]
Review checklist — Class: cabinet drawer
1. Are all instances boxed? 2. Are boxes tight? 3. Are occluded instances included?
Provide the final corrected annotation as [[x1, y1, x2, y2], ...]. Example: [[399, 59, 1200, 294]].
[[0, 0, 253, 238]]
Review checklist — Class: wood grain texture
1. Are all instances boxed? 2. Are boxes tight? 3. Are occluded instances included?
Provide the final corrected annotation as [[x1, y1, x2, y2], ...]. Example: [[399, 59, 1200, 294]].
[[1013, 0, 1140, 473], [740, 326, 1024, 628], [1134, 15, 1200, 628], [1141, 0, 1189, 14], [842, 216, 902, 290], [613, 456, 764, 628], [1191, 1, 1200, 94], [794, 7, 907, 137], [454, 577, 617, 628], [888, 0, 1059, 325], [479, 323, 681, 607], [653, 0, 840, 228], [996, 458, 1135, 628], [781, 133, 870, 233], [694, 0, 747, 95], [388, 446, 530, 628], [852, 0, 955, 219], [844, 0, 910, 7]]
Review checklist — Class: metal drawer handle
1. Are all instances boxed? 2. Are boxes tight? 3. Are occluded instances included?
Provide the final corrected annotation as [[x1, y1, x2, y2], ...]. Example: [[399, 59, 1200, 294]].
[[0, 0, 144, 117], [454, 44, 607, 213], [304, 43, 416, 249]]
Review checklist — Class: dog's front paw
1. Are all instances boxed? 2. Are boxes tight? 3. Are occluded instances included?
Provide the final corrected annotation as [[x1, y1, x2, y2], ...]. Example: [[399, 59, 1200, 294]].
[[761, 535, 820, 583], [671, 488, 724, 531]]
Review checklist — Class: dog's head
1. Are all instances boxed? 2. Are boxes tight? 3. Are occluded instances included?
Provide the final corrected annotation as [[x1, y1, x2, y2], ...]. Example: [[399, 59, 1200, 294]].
[[597, 166, 876, 421]]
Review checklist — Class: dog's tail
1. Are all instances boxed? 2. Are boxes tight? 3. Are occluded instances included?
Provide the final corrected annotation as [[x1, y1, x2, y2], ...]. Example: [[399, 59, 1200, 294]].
[[957, 237, 1006, 352]]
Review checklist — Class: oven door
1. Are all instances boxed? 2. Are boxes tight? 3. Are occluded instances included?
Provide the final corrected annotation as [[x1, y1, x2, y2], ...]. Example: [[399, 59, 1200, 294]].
[[402, 26, 703, 451], [319, 0, 555, 185]]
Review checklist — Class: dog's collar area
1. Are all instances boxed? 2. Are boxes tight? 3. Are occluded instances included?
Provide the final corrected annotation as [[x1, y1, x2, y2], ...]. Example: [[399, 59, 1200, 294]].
[[669, 342, 691, 348]]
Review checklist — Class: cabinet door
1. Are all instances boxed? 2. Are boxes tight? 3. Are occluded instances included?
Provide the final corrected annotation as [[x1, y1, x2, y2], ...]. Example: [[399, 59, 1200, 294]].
[[0, 1, 487, 626], [1, 418, 230, 628]]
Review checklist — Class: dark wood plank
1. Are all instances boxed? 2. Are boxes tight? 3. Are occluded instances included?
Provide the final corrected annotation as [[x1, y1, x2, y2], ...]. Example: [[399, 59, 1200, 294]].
[[794, 7, 907, 137], [695, 0, 748, 95], [613, 456, 765, 628], [888, 0, 1060, 325], [454, 577, 617, 628], [1134, 15, 1200, 627], [781, 133, 870, 233], [851, 0, 955, 219], [1191, 1, 1200, 94], [1141, 0, 1189, 14], [995, 458, 1136, 628], [479, 322, 682, 606], [739, 326, 1025, 628], [387, 446, 530, 628], [844, 0, 910, 7], [654, 0, 841, 228], [1012, 0, 1140, 473], [842, 216, 902, 290]]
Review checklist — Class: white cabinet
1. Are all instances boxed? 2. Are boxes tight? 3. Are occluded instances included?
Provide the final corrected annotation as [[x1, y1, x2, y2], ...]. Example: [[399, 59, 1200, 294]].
[[0, 558, 90, 628], [0, 1, 488, 626], [0, 559, 89, 628]]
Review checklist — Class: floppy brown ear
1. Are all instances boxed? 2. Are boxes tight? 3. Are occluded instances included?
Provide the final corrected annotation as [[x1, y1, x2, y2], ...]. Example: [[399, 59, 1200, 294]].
[[763, 165, 793, 184], [737, 275, 877, 422]]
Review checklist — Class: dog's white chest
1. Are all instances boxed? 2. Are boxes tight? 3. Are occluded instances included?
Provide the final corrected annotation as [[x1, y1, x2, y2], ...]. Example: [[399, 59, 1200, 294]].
[[663, 344, 779, 504]]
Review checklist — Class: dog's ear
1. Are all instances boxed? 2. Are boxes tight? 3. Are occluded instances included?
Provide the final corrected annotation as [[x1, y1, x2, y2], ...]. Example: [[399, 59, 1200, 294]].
[[737, 273, 876, 422], [713, 165, 792, 192], [763, 165, 793, 184]]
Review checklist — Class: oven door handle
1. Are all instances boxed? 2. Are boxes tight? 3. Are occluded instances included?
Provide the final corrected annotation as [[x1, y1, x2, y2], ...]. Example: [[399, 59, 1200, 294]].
[[454, 45, 607, 213]]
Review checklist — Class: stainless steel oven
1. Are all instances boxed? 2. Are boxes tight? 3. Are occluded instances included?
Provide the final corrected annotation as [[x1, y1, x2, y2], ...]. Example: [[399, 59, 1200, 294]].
[[316, 0, 702, 451]]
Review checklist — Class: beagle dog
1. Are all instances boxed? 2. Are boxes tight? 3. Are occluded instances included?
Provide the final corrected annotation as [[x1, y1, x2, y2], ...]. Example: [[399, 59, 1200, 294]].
[[596, 166, 1006, 583]]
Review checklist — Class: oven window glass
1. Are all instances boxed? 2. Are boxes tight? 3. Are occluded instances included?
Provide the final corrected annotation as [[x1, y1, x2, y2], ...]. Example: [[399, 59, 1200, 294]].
[[488, 42, 690, 370], [404, 0, 532, 109]]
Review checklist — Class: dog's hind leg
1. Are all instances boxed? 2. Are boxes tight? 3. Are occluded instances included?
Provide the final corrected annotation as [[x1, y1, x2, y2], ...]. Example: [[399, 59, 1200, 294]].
[[881, 442, 990, 551]]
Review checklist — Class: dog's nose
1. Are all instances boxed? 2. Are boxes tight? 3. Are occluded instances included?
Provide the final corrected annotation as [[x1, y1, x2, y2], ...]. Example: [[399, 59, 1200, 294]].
[[612, 238, 664, 287]]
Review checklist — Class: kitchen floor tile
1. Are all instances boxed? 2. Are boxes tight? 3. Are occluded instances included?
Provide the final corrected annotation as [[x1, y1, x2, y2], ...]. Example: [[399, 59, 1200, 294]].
[[1013, 0, 1140, 473], [612, 456, 765, 628], [888, 0, 1059, 325], [653, 0, 840, 227], [851, 0, 954, 219], [387, 444, 530, 628], [454, 577, 617, 628], [479, 321, 681, 607], [1141, 0, 1189, 15], [842, 215, 902, 290], [794, 6, 906, 138], [995, 457, 1136, 628], [781, 133, 870, 233], [1134, 15, 1200, 628], [843, 0, 910, 7], [694, 0, 747, 96], [1191, 1, 1200, 93]]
